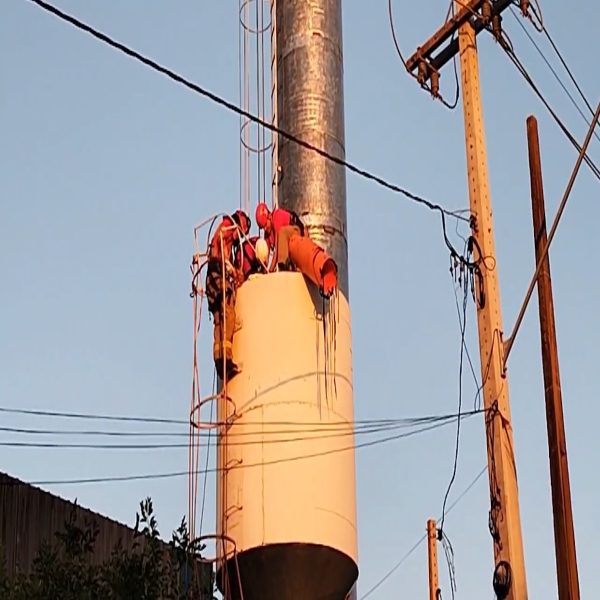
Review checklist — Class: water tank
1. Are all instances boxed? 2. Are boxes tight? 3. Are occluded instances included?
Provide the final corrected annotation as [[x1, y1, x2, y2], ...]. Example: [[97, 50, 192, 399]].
[[216, 271, 358, 599]]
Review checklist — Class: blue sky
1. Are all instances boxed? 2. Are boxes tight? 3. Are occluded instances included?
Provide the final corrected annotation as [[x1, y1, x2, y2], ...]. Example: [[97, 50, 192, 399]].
[[1, 1, 599, 598]]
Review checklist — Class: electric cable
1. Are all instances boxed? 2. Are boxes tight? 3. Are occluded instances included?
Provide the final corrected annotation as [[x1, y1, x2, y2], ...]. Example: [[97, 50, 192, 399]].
[[0, 403, 476, 429], [26, 0, 469, 231], [439, 264, 471, 534], [2, 411, 485, 486], [0, 411, 484, 450], [494, 29, 600, 181], [539, 20, 596, 119], [359, 465, 487, 599], [450, 265, 484, 410], [0, 405, 187, 425], [0, 420, 453, 438], [508, 7, 600, 143], [388, 0, 459, 110]]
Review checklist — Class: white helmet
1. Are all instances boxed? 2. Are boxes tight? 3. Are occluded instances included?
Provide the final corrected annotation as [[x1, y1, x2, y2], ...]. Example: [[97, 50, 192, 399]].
[[255, 238, 269, 264]]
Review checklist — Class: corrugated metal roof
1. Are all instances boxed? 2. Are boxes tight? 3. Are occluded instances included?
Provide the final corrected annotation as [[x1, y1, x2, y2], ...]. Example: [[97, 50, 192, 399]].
[[0, 471, 155, 574]]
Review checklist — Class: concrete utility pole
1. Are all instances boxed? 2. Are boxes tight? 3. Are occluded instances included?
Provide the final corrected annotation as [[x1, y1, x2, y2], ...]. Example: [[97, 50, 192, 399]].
[[456, 16, 527, 599], [407, 3, 528, 598], [427, 520, 440, 600], [526, 116, 580, 600]]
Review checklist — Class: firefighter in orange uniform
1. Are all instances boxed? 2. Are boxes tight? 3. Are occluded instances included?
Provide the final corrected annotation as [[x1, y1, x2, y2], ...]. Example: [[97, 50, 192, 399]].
[[205, 210, 251, 380], [255, 202, 338, 297]]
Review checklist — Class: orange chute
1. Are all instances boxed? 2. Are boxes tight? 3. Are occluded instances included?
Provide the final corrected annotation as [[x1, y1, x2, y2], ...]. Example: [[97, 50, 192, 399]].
[[288, 234, 338, 297]]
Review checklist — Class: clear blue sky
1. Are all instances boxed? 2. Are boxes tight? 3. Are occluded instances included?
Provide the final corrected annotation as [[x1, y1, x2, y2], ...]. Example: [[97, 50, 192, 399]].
[[1, 1, 599, 598]]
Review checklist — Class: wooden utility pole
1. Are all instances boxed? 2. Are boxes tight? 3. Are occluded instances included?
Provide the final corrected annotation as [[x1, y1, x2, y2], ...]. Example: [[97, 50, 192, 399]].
[[406, 4, 528, 598], [527, 115, 580, 600], [427, 520, 440, 600]]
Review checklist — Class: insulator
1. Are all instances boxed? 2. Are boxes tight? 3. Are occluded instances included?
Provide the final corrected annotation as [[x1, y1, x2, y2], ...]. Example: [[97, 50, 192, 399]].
[[491, 14, 503, 41], [430, 70, 440, 98], [481, 0, 492, 24], [417, 60, 428, 85]]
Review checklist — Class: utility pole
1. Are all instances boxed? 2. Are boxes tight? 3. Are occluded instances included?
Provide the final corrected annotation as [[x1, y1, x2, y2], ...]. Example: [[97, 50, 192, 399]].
[[427, 520, 440, 600], [407, 3, 528, 598], [526, 115, 580, 600]]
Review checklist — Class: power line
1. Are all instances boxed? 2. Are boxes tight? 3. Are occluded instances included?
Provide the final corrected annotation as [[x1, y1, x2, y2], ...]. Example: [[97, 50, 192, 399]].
[[359, 465, 487, 599], [537, 13, 595, 117], [26, 0, 469, 232], [494, 30, 600, 181], [0, 405, 187, 425], [508, 7, 600, 143], [0, 419, 452, 439], [2, 412, 484, 486], [0, 403, 475, 429], [0, 418, 468, 450]]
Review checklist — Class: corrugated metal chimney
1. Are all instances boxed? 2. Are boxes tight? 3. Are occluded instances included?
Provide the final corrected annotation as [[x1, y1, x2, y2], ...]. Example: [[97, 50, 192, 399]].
[[275, 0, 349, 297]]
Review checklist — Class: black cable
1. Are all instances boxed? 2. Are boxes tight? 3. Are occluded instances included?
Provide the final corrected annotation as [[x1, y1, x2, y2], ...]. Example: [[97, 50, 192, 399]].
[[539, 21, 596, 119], [0, 419, 465, 449], [26, 0, 468, 229], [494, 30, 600, 181], [0, 412, 485, 449], [0, 421, 448, 436], [439, 264, 470, 534], [388, 0, 459, 110], [198, 371, 216, 537], [451, 267, 483, 411], [0, 405, 187, 425], [439, 529, 457, 600], [509, 8, 600, 143], [0, 403, 475, 429], [2, 412, 485, 486], [447, 3, 461, 110]]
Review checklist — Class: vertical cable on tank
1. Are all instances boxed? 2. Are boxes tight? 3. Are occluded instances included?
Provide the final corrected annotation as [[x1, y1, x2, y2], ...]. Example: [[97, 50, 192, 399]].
[[254, 0, 262, 206], [240, 0, 272, 217], [188, 248, 205, 543], [238, 5, 243, 212], [270, 0, 279, 209], [199, 372, 216, 538], [322, 295, 330, 411], [240, 0, 251, 215], [219, 232, 231, 598], [331, 291, 338, 401], [260, 0, 267, 200]]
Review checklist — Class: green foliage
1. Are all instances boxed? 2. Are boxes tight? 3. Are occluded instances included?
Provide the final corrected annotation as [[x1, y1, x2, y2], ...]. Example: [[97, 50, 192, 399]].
[[0, 498, 215, 600]]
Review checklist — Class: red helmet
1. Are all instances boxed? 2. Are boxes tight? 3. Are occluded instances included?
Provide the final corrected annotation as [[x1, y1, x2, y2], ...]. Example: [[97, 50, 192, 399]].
[[255, 202, 270, 230]]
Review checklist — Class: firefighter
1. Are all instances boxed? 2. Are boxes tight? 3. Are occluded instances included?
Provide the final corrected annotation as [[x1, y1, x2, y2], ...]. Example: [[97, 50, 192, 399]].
[[255, 202, 338, 297], [205, 210, 251, 380], [255, 202, 305, 271]]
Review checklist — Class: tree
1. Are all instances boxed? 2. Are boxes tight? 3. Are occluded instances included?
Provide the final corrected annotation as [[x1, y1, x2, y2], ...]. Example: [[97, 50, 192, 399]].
[[0, 498, 214, 600]]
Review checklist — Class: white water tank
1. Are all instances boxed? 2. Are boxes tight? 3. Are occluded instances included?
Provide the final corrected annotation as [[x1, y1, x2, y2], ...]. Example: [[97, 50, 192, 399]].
[[216, 271, 358, 599]]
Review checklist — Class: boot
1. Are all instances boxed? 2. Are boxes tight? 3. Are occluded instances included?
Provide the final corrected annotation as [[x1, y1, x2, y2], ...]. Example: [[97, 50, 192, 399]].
[[214, 355, 241, 381], [226, 359, 241, 380]]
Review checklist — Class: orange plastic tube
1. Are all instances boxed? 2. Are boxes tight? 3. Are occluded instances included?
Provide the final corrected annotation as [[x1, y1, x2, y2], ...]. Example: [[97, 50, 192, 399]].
[[288, 234, 338, 297]]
